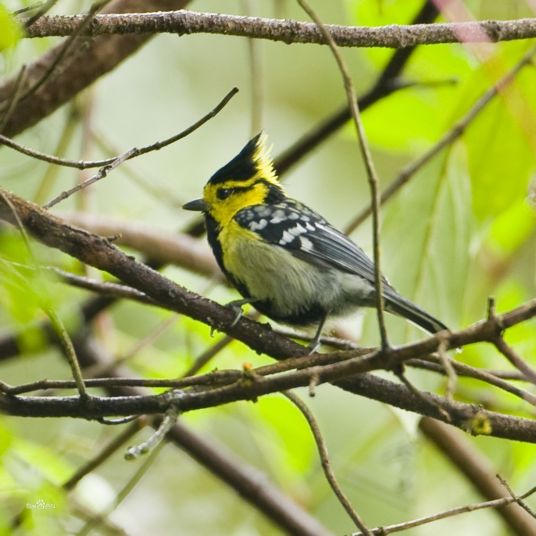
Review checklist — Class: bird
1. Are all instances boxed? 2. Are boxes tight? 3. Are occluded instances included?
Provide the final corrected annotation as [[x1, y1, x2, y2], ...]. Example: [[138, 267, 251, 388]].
[[183, 133, 448, 350]]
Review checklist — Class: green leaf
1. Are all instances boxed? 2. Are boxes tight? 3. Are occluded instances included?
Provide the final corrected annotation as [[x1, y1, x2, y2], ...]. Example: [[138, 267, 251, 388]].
[[370, 142, 473, 342], [9, 437, 73, 484], [0, 235, 54, 326], [465, 97, 536, 220], [0, 5, 22, 51], [256, 396, 315, 475], [487, 200, 535, 256]]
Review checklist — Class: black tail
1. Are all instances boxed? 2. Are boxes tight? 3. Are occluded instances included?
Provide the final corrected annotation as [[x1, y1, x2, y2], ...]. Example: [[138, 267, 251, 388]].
[[384, 292, 448, 334]]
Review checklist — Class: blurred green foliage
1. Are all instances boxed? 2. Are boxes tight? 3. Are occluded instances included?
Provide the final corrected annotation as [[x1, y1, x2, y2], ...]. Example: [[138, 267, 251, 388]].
[[0, 0, 535, 534], [0, 4, 21, 52]]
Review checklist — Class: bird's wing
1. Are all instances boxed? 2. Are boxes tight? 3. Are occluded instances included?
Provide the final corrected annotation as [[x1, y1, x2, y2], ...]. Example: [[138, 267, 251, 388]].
[[234, 201, 449, 333], [235, 201, 389, 288]]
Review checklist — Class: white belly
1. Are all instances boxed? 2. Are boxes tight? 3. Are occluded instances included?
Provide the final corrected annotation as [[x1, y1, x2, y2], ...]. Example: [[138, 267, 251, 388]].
[[222, 227, 374, 319]]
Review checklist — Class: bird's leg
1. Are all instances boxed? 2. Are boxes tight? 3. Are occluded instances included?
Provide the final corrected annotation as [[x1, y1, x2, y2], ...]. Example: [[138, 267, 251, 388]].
[[308, 313, 329, 353], [226, 298, 256, 327]]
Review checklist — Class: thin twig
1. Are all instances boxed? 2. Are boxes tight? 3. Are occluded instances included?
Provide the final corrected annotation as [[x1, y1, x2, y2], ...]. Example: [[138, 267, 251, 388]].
[[494, 336, 536, 387], [354, 486, 536, 535], [345, 44, 536, 232], [0, 259, 154, 304], [273, 326, 361, 351], [54, 268, 154, 304], [407, 356, 536, 407], [46, 307, 90, 399], [90, 128, 184, 209], [437, 336, 457, 401], [33, 106, 80, 204], [22, 0, 58, 28], [283, 391, 371, 535], [419, 417, 536, 534], [124, 406, 179, 459], [297, 0, 388, 348], [182, 335, 234, 377], [13, 2, 49, 16], [0, 87, 239, 170], [0, 65, 27, 134], [395, 367, 451, 422], [44, 147, 137, 209], [497, 474, 536, 520]]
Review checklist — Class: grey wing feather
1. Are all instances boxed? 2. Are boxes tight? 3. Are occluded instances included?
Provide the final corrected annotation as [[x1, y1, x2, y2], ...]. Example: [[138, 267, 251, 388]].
[[299, 223, 383, 283], [297, 224, 448, 332], [236, 200, 389, 286]]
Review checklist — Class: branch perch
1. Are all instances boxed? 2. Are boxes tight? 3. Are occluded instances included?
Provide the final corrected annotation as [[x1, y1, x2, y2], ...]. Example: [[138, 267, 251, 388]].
[[23, 11, 536, 48]]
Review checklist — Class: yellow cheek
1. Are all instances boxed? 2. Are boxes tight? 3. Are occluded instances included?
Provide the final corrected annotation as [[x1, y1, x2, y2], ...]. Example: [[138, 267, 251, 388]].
[[204, 182, 268, 224]]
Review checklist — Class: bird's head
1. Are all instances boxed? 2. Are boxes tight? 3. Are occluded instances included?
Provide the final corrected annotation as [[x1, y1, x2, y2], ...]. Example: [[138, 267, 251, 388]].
[[183, 133, 285, 225]]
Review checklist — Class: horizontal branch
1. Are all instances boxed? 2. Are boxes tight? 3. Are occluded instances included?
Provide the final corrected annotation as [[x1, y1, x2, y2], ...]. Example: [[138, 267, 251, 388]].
[[23, 11, 536, 48], [3, 357, 536, 443]]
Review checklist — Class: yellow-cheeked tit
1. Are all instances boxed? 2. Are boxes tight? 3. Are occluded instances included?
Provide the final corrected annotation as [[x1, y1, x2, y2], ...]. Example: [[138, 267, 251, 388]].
[[183, 134, 447, 349]]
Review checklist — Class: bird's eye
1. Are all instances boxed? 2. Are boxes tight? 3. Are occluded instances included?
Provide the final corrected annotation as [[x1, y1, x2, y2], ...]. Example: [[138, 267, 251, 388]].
[[217, 188, 233, 200]]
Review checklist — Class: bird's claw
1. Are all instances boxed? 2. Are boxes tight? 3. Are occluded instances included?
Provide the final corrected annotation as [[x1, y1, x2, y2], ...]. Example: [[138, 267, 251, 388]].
[[226, 299, 252, 328]]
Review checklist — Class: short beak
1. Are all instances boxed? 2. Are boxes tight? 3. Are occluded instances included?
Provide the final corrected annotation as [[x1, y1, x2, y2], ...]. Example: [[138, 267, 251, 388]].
[[183, 198, 207, 212]]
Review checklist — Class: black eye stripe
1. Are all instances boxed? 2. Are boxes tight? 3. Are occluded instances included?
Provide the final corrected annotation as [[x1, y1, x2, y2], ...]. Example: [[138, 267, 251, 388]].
[[216, 185, 254, 200]]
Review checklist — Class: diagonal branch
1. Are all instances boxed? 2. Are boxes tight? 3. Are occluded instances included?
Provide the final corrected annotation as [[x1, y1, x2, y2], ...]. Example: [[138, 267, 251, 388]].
[[0, 0, 192, 137], [274, 0, 439, 176]]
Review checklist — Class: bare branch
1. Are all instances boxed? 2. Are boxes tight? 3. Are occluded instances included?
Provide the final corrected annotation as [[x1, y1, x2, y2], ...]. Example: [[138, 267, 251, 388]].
[[407, 357, 536, 407], [73, 336, 334, 536], [494, 336, 536, 387], [45, 146, 137, 208], [23, 11, 536, 48], [125, 407, 179, 459], [355, 485, 536, 535], [12, 1, 113, 110], [497, 474, 536, 521]]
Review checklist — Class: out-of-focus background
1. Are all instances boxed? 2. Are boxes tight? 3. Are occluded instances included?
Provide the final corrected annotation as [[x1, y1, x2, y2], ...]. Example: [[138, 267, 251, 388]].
[[0, 1, 535, 534]]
